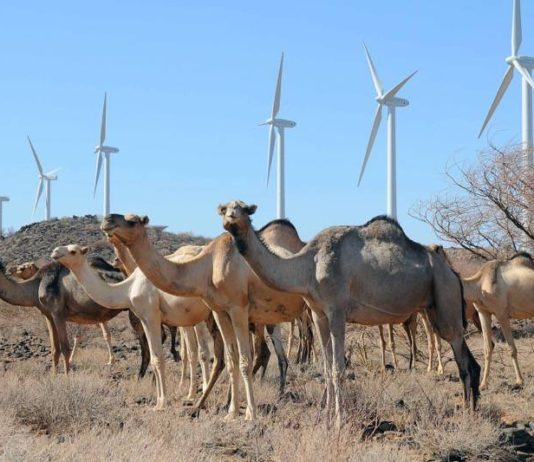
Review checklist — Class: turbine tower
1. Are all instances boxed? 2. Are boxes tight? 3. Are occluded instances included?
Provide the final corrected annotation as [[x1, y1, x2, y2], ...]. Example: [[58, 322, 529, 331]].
[[261, 53, 296, 219], [357, 44, 417, 220], [93, 93, 119, 216], [28, 137, 59, 221], [0, 196, 9, 237], [479, 0, 534, 163]]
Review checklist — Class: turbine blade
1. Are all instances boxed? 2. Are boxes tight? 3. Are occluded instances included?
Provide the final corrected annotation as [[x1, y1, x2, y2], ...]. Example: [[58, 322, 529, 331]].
[[382, 71, 417, 100], [266, 124, 276, 186], [512, 60, 534, 90], [33, 179, 43, 214], [363, 43, 383, 96], [358, 104, 382, 186], [512, 0, 522, 56], [479, 65, 514, 138], [100, 93, 107, 146], [27, 137, 43, 175], [93, 153, 103, 197], [272, 53, 284, 118]]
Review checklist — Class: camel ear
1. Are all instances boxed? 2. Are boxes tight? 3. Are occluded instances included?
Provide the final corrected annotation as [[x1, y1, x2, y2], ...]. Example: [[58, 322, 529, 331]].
[[81, 247, 89, 255], [141, 216, 149, 225], [217, 204, 227, 216], [245, 204, 257, 215]]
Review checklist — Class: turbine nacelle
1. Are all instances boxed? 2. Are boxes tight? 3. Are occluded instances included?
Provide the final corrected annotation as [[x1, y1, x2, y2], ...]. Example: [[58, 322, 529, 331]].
[[94, 145, 119, 154], [376, 96, 409, 107], [506, 55, 534, 69], [261, 118, 296, 129]]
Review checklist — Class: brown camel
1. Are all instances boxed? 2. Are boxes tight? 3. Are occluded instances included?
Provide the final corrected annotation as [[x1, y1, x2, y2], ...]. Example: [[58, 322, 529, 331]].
[[462, 252, 534, 389], [217, 200, 481, 426], [101, 213, 307, 421], [0, 257, 151, 376], [10, 260, 116, 365]]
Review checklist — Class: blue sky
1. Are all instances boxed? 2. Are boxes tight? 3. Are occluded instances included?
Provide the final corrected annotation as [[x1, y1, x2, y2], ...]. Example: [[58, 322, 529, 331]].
[[0, 1, 528, 242]]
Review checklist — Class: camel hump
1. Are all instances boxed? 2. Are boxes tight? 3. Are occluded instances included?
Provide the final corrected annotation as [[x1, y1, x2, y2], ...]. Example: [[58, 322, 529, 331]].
[[508, 251, 534, 268], [257, 218, 298, 234], [361, 215, 425, 251]]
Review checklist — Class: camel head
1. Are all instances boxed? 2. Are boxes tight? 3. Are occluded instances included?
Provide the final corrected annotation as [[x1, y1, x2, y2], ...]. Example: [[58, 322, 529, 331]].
[[218, 200, 257, 236], [50, 245, 89, 269], [10, 262, 38, 280], [101, 213, 149, 245]]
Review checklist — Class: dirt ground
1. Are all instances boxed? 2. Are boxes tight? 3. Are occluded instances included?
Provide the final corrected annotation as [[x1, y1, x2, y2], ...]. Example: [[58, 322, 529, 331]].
[[0, 301, 533, 461]]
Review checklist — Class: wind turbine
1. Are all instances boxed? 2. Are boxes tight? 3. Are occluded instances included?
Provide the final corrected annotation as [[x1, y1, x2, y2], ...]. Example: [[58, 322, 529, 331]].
[[261, 53, 296, 219], [0, 196, 9, 237], [357, 44, 417, 220], [28, 137, 59, 221], [479, 0, 534, 162], [93, 93, 119, 216]]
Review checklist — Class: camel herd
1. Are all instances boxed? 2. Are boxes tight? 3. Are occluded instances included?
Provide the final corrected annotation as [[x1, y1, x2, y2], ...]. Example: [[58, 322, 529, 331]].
[[2, 201, 534, 426]]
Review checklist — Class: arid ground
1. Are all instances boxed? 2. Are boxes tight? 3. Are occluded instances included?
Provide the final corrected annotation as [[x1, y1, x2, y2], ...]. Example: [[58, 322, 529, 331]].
[[1, 301, 533, 461]]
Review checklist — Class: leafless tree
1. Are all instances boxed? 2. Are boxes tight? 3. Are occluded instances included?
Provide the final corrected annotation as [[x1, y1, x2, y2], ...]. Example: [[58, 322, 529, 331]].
[[412, 145, 534, 260]]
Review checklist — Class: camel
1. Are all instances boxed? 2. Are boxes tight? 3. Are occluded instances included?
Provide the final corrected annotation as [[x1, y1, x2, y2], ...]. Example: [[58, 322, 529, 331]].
[[51, 243, 226, 410], [217, 200, 481, 425], [462, 252, 534, 389], [0, 257, 151, 376], [101, 213, 307, 421], [10, 261, 116, 365]]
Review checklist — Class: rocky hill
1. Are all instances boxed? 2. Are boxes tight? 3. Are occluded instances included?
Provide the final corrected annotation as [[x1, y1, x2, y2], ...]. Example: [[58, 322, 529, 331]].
[[0, 215, 210, 267]]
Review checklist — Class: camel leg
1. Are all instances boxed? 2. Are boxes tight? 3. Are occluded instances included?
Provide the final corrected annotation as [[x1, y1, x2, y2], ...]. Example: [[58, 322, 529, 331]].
[[179, 327, 188, 389], [193, 324, 226, 411], [266, 324, 288, 395], [378, 325, 387, 370], [69, 335, 79, 364], [327, 308, 346, 428], [402, 315, 417, 370], [478, 310, 494, 390], [128, 311, 150, 379], [434, 333, 444, 374], [52, 315, 71, 374], [287, 320, 295, 358], [44, 316, 60, 374], [496, 315, 524, 387], [139, 315, 166, 410], [228, 307, 256, 421], [251, 324, 271, 379], [182, 326, 199, 404], [420, 312, 435, 372], [311, 311, 333, 415], [195, 323, 212, 392], [387, 324, 398, 369], [169, 326, 180, 362], [212, 311, 240, 420], [99, 323, 114, 365]]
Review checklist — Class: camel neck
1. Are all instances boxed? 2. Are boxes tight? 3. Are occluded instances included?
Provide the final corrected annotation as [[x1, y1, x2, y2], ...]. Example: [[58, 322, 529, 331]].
[[112, 241, 137, 276], [232, 224, 311, 295], [126, 230, 206, 298], [70, 260, 131, 310], [0, 270, 40, 307]]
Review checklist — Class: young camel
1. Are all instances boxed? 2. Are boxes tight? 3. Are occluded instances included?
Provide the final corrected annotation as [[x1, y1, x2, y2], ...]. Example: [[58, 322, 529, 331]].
[[462, 252, 534, 389], [51, 244, 226, 410], [218, 200, 481, 426], [101, 213, 307, 421], [0, 259, 150, 375], [10, 261, 116, 365]]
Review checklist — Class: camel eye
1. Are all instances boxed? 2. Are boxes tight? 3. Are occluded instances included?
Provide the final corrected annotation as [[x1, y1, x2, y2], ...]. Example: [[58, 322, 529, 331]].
[[70, 250, 75, 255]]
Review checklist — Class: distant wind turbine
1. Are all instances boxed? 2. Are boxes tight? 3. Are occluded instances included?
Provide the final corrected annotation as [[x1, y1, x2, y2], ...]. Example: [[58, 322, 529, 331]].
[[0, 196, 9, 237], [93, 93, 119, 216], [260, 53, 296, 219], [479, 0, 534, 159], [357, 44, 417, 220], [28, 137, 59, 221]]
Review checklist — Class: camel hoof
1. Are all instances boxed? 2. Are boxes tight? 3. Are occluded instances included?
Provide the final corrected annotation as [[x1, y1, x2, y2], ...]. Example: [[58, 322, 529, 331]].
[[153, 404, 165, 411], [437, 367, 444, 375], [182, 398, 195, 406], [480, 382, 488, 391], [223, 412, 238, 422]]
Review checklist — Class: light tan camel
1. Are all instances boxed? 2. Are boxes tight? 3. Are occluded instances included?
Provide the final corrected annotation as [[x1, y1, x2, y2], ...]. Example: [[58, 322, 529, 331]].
[[101, 213, 307, 421], [51, 244, 225, 411], [10, 261, 115, 365], [218, 200, 481, 425], [462, 252, 534, 389]]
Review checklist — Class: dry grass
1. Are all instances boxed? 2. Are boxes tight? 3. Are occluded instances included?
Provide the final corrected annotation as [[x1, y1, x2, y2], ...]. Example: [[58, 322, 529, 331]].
[[0, 303, 532, 461]]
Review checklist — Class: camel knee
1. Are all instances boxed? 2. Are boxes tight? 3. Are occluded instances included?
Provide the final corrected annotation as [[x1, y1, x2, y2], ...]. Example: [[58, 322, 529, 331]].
[[150, 355, 163, 370], [239, 355, 251, 376]]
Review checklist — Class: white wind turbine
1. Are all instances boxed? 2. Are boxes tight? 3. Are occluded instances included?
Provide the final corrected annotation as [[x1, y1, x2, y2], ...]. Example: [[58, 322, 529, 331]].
[[357, 44, 417, 220], [93, 93, 119, 216], [261, 53, 296, 219], [0, 196, 9, 237], [479, 0, 534, 163], [28, 137, 59, 221]]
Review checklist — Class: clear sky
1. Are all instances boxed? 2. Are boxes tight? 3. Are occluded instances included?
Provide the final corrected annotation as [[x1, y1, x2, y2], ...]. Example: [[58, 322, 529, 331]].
[[0, 1, 528, 242]]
